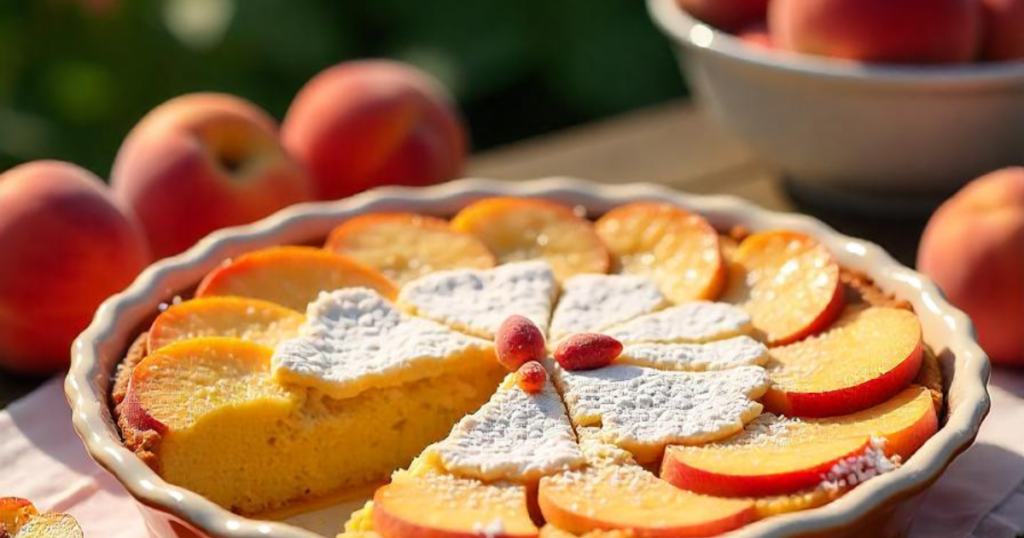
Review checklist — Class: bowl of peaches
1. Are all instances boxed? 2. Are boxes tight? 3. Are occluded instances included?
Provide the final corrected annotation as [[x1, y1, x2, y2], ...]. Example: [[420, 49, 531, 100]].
[[648, 0, 1024, 200], [67, 177, 990, 538]]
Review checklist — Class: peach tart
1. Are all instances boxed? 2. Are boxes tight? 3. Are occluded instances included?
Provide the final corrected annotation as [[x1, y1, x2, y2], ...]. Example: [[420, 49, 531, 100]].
[[110, 198, 942, 536]]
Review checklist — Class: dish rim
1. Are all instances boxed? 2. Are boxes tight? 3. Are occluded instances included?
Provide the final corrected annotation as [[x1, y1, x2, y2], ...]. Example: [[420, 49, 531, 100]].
[[646, 0, 1024, 88], [66, 177, 991, 538]]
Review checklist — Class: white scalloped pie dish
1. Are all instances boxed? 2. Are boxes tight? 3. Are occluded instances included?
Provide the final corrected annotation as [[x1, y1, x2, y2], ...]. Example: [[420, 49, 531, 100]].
[[66, 178, 990, 538]]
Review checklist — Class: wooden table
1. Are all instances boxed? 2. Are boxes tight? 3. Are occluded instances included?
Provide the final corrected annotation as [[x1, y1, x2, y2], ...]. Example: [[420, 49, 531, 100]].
[[0, 100, 932, 408]]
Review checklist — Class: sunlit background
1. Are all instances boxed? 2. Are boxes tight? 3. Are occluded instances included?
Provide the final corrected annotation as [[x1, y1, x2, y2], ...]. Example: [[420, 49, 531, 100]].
[[0, 0, 686, 175]]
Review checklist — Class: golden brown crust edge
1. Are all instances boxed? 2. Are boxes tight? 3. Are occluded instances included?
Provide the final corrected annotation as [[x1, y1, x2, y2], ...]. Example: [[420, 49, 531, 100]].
[[112, 332, 162, 471]]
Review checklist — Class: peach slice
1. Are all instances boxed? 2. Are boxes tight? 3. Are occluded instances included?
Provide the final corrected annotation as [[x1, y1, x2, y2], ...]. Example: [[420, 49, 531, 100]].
[[764, 306, 923, 417], [147, 296, 303, 352], [13, 513, 83, 538], [195, 246, 398, 311], [120, 337, 297, 436], [325, 212, 496, 284], [0, 498, 37, 535], [661, 386, 937, 497], [724, 230, 844, 345], [372, 471, 538, 538], [539, 463, 755, 537], [450, 197, 609, 281], [594, 202, 725, 303]]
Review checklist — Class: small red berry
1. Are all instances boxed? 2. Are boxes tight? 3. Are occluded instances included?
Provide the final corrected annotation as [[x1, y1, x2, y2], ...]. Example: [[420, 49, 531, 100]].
[[516, 361, 547, 394], [554, 333, 623, 371], [495, 315, 546, 371]]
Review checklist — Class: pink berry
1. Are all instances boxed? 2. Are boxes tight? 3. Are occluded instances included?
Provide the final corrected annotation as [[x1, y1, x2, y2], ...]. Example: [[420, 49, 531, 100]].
[[516, 362, 547, 394], [554, 333, 623, 371], [495, 315, 546, 371]]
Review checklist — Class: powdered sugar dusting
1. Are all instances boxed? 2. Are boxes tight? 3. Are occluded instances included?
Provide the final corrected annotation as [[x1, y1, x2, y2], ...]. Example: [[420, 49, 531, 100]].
[[272, 288, 492, 399], [604, 302, 752, 344], [430, 372, 584, 482], [398, 260, 557, 339], [553, 363, 769, 462], [821, 436, 899, 491], [617, 336, 768, 371], [549, 274, 667, 341]]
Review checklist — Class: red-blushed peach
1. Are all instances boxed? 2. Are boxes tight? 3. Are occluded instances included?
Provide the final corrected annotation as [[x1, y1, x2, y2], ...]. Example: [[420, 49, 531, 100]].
[[980, 0, 1024, 60], [111, 93, 314, 258], [769, 0, 983, 63], [675, 0, 769, 33], [0, 161, 151, 373], [918, 167, 1024, 366], [737, 22, 773, 49], [281, 60, 467, 201]]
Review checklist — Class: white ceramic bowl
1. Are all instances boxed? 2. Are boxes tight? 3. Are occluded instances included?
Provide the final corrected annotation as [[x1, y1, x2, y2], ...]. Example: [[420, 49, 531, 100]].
[[648, 0, 1024, 198], [66, 178, 990, 538]]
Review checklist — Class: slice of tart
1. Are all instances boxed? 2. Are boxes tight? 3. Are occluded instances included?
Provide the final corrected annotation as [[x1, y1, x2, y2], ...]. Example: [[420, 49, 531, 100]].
[[118, 290, 506, 515], [548, 274, 667, 343]]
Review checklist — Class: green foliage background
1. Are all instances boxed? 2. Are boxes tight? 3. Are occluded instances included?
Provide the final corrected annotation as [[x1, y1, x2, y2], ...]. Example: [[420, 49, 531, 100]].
[[0, 0, 686, 178]]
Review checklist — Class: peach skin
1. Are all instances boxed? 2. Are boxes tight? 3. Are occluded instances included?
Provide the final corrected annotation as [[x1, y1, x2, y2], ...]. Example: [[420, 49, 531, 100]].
[[675, 0, 769, 33], [769, 0, 983, 63], [282, 60, 467, 201], [980, 0, 1024, 60], [111, 93, 314, 258], [0, 161, 151, 373], [918, 167, 1024, 366]]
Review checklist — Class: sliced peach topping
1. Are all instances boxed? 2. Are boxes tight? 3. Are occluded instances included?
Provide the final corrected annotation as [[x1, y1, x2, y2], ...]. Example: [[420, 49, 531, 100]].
[[325, 212, 496, 284], [121, 337, 297, 435], [661, 386, 938, 498], [595, 202, 725, 303], [372, 470, 538, 538], [195, 246, 398, 311], [539, 463, 755, 537], [724, 230, 844, 345], [147, 296, 303, 353], [14, 514, 83, 538], [764, 306, 923, 417], [0, 498, 38, 535], [450, 197, 609, 281]]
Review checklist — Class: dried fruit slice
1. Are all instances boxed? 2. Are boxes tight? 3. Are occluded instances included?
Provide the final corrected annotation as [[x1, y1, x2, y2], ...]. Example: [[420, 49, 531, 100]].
[[0, 498, 38, 536], [451, 197, 609, 281], [764, 306, 924, 417], [13, 513, 83, 538], [540, 463, 755, 538], [195, 246, 398, 312], [372, 470, 539, 538], [724, 230, 844, 345], [147, 296, 303, 352], [661, 386, 937, 497], [325, 212, 496, 284], [595, 202, 725, 303]]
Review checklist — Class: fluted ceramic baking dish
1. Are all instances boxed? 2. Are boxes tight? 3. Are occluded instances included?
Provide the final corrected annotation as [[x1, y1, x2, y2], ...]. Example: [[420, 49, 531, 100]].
[[67, 178, 990, 538]]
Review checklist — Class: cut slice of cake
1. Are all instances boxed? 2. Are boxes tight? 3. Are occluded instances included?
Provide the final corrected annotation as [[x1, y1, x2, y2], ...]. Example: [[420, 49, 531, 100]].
[[552, 362, 769, 463], [548, 274, 667, 342], [273, 287, 497, 399], [398, 260, 558, 339], [119, 326, 505, 515], [424, 369, 585, 483]]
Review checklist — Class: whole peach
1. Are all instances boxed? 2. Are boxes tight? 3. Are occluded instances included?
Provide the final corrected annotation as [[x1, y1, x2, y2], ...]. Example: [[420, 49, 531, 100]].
[[112, 93, 314, 259], [769, 0, 983, 63], [281, 60, 467, 201], [918, 167, 1024, 366], [675, 0, 769, 33], [737, 22, 773, 49], [0, 161, 151, 373], [980, 0, 1024, 60]]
